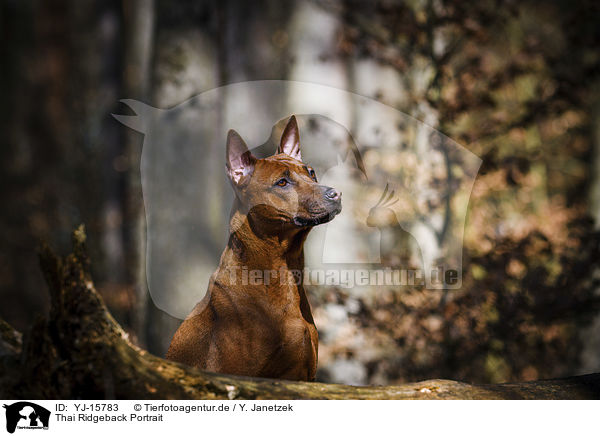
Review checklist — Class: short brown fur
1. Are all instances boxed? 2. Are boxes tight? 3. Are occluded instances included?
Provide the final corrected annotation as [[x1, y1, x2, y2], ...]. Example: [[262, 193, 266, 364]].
[[166, 116, 341, 381]]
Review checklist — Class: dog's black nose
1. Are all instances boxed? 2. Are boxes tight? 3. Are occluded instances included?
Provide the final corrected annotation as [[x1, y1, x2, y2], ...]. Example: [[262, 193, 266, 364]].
[[325, 188, 341, 202]]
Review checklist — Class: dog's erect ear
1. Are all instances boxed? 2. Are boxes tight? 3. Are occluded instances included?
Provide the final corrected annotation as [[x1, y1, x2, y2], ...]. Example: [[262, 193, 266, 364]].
[[277, 115, 302, 161], [226, 129, 256, 185]]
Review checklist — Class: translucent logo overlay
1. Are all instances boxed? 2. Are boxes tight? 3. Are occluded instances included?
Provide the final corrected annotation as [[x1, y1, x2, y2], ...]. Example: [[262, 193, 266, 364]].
[[114, 81, 481, 319]]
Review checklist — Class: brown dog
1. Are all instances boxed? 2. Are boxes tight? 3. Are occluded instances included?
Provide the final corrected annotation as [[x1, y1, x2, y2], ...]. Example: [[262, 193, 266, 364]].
[[166, 116, 342, 381]]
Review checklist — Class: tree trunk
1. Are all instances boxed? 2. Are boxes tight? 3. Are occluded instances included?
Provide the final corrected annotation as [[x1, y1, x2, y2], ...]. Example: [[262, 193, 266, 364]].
[[121, 0, 155, 348], [0, 226, 598, 400]]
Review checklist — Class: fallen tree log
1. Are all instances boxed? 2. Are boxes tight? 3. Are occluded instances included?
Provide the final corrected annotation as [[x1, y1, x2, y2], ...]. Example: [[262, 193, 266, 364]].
[[0, 226, 598, 400]]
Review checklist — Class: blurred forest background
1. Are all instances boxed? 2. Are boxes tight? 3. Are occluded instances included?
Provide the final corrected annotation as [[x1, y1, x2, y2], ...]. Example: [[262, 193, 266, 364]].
[[2, 0, 600, 386]]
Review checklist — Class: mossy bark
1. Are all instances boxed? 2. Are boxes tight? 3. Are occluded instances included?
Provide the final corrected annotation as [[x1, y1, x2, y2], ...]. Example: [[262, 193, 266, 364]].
[[0, 226, 598, 400]]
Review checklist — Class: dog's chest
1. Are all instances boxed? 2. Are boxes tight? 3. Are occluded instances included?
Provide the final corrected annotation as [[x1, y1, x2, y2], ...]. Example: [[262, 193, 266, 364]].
[[273, 315, 318, 380]]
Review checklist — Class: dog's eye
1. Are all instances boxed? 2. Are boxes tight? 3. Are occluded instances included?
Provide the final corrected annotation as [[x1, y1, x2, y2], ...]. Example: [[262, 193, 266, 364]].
[[305, 166, 317, 181], [275, 178, 288, 187]]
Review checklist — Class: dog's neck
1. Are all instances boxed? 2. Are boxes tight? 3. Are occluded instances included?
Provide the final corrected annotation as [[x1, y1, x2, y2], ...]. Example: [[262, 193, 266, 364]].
[[227, 208, 309, 269], [213, 199, 311, 291], [207, 202, 314, 327]]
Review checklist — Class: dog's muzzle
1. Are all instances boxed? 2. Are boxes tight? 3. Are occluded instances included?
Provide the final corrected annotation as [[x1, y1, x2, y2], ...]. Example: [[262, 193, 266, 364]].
[[293, 201, 342, 228]]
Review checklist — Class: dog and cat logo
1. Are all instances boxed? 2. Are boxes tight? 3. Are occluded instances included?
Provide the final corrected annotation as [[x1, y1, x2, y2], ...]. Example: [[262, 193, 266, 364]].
[[3, 402, 50, 433], [113, 81, 482, 319]]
